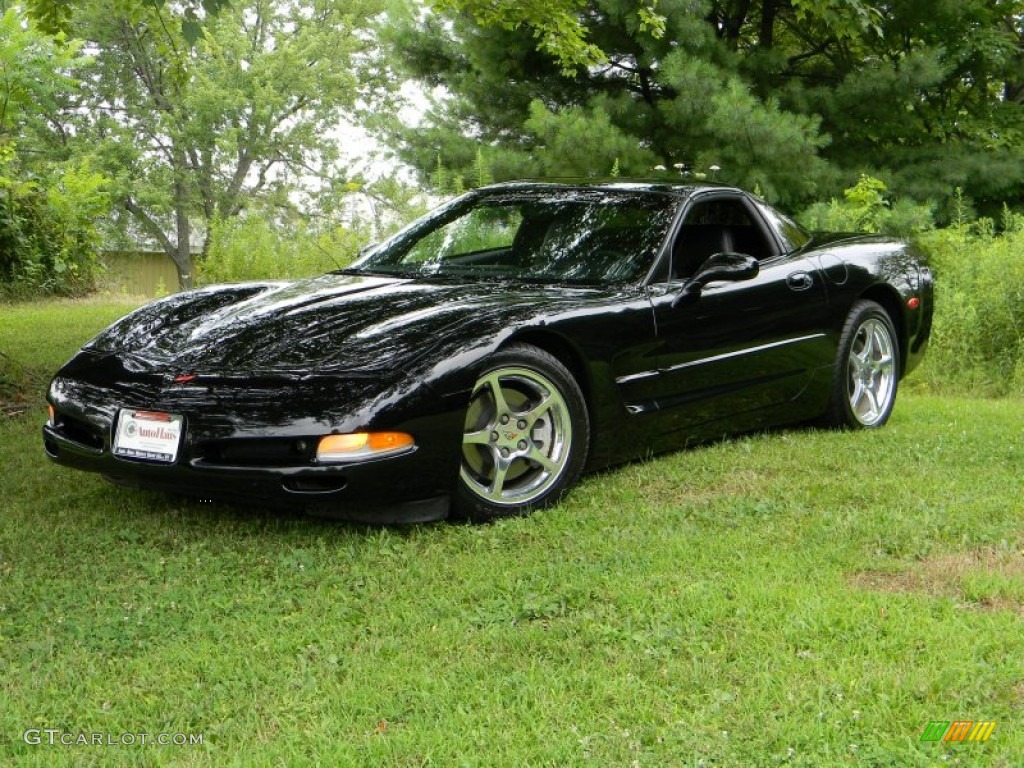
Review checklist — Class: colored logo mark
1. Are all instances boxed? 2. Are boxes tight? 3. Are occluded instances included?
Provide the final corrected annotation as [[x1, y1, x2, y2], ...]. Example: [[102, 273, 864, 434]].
[[921, 721, 996, 742]]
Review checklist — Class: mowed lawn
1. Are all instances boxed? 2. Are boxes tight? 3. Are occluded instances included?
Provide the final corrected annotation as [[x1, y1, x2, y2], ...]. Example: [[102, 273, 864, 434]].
[[1, 299, 1022, 766]]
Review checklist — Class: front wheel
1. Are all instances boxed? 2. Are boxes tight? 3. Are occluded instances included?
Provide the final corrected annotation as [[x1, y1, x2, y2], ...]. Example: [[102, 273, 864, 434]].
[[454, 344, 589, 521], [824, 299, 900, 428]]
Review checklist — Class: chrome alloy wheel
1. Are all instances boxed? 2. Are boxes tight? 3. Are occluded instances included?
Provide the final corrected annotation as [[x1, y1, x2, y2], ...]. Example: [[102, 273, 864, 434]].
[[847, 317, 896, 426], [460, 367, 572, 507]]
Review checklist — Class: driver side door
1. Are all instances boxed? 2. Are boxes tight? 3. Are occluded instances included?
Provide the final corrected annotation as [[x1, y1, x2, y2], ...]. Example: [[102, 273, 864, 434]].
[[647, 193, 832, 435]]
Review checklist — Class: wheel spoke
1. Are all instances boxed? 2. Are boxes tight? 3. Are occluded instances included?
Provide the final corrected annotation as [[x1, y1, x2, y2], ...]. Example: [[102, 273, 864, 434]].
[[863, 385, 881, 420], [850, 379, 866, 411], [463, 428, 493, 446], [874, 353, 894, 374], [861, 327, 876, 360], [488, 457, 511, 497], [484, 372, 511, 416], [849, 354, 864, 378], [528, 445, 559, 473], [524, 392, 558, 426], [853, 347, 870, 370]]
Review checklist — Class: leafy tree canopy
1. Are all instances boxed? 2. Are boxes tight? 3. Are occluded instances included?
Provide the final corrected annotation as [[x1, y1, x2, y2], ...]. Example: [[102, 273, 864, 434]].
[[0, 8, 108, 297], [59, 0, 389, 288], [386, 0, 1024, 212], [431, 0, 666, 72], [24, 0, 231, 42]]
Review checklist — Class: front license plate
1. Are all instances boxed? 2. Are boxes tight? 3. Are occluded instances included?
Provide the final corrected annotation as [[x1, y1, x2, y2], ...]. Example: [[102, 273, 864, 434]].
[[113, 410, 184, 463]]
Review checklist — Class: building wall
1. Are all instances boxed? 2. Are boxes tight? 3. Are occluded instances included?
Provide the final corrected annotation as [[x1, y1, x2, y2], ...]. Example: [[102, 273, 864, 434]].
[[100, 252, 180, 297]]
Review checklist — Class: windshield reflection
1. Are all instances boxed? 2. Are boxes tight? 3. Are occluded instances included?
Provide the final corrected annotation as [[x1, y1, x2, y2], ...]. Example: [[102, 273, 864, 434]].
[[345, 189, 679, 285]]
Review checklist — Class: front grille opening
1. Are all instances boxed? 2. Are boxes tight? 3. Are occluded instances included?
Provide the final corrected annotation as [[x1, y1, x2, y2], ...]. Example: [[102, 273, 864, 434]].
[[282, 476, 348, 494], [198, 438, 316, 467], [55, 413, 104, 451]]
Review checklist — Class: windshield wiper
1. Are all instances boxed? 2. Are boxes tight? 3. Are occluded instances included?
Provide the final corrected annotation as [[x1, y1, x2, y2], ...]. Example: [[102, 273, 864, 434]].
[[331, 267, 418, 278]]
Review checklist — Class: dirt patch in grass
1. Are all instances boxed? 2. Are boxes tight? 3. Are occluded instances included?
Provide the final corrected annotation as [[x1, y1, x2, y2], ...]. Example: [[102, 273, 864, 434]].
[[850, 546, 1024, 617], [1012, 681, 1024, 704]]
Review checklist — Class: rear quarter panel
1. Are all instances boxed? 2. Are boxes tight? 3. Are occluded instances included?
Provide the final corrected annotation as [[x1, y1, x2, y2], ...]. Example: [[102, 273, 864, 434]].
[[808, 234, 932, 377]]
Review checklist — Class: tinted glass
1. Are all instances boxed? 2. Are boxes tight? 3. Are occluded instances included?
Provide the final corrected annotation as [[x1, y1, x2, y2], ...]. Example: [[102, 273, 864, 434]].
[[754, 201, 810, 251], [670, 197, 776, 278], [349, 190, 679, 285]]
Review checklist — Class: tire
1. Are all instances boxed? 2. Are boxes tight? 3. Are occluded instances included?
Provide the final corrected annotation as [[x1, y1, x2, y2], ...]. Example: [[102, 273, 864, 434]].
[[824, 299, 900, 429], [453, 343, 589, 521]]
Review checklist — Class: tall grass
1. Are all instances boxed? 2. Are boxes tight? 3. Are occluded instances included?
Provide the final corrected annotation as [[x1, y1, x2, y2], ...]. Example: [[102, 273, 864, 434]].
[[800, 177, 1024, 397], [916, 218, 1024, 396]]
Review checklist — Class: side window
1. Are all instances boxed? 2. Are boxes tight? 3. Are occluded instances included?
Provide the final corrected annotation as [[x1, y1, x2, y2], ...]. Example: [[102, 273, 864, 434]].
[[753, 201, 810, 252], [669, 198, 777, 280]]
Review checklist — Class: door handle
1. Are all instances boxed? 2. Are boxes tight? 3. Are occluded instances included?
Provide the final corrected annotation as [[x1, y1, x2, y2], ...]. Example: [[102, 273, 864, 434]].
[[787, 271, 814, 291]]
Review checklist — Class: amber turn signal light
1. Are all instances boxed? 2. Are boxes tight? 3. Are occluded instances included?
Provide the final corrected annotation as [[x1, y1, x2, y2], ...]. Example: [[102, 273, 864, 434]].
[[316, 432, 415, 463]]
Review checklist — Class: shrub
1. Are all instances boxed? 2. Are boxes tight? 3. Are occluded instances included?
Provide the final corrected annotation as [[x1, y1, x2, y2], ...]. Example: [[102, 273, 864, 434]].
[[799, 174, 935, 238], [196, 215, 369, 285], [0, 151, 108, 299], [800, 177, 1023, 396], [917, 217, 1024, 396]]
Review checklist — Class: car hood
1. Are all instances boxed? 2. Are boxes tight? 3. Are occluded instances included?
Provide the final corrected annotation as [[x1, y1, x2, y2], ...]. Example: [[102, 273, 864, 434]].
[[86, 273, 612, 375]]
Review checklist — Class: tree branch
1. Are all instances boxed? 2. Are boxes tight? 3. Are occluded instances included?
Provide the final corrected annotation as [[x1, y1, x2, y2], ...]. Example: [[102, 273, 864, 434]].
[[124, 197, 176, 259]]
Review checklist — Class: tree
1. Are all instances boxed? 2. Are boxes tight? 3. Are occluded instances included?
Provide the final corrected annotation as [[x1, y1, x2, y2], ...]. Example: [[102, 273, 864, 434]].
[[0, 8, 108, 297], [385, 0, 1024, 212], [25, 0, 231, 40], [69, 0, 386, 288], [429, 0, 666, 72]]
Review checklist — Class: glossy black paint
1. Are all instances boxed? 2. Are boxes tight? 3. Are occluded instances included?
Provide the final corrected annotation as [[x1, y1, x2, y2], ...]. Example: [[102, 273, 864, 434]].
[[43, 181, 933, 521]]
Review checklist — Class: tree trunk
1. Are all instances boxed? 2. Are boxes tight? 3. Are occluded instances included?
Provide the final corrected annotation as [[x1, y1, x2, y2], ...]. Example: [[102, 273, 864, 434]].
[[173, 178, 193, 290], [759, 0, 778, 49]]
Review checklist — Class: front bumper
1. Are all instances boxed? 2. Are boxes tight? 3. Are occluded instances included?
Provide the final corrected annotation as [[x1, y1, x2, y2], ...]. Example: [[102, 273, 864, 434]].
[[43, 421, 453, 522], [42, 360, 466, 523]]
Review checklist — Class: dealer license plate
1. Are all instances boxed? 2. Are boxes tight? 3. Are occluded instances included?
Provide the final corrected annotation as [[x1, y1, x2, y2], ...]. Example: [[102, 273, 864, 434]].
[[113, 410, 184, 463]]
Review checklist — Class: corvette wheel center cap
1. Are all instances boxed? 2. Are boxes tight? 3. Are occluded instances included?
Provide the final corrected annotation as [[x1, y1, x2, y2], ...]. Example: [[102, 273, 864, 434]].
[[490, 415, 532, 454]]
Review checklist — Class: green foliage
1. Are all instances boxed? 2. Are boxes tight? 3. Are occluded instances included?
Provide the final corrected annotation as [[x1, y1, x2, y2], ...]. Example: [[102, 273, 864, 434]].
[[0, 151, 109, 299], [196, 215, 367, 285], [0, 8, 109, 299], [799, 175, 935, 238], [916, 222, 1024, 397], [24, 0, 232, 38], [525, 98, 658, 178], [70, 0, 388, 288], [429, 0, 667, 74], [0, 8, 83, 141], [796, 175, 1023, 395], [386, 0, 1024, 210]]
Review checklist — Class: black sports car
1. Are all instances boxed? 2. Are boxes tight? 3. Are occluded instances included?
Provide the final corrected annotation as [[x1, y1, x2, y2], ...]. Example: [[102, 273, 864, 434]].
[[44, 181, 933, 522]]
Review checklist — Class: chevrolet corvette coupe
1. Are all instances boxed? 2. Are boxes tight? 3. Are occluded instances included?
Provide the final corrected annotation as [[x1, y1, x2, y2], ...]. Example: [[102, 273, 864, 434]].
[[44, 181, 933, 522]]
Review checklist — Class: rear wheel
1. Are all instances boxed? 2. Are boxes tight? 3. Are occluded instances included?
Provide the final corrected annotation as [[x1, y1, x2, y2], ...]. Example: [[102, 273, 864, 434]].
[[824, 300, 900, 428], [454, 344, 589, 521]]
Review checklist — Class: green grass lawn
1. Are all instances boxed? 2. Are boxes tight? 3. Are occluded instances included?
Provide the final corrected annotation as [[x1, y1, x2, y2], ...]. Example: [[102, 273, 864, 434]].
[[1, 299, 1022, 766]]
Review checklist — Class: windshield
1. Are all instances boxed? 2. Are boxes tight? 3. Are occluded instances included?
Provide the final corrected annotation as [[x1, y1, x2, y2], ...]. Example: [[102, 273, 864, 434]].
[[346, 189, 680, 285]]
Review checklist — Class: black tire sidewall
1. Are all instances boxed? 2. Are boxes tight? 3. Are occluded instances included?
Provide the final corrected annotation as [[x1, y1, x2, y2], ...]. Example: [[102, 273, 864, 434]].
[[452, 343, 590, 522]]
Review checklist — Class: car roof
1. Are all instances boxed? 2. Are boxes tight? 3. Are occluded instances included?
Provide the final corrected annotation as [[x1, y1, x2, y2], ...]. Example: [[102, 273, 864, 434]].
[[476, 179, 743, 200]]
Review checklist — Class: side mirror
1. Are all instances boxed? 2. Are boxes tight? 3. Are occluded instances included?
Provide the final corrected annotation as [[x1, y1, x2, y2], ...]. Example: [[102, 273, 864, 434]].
[[671, 252, 759, 308]]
